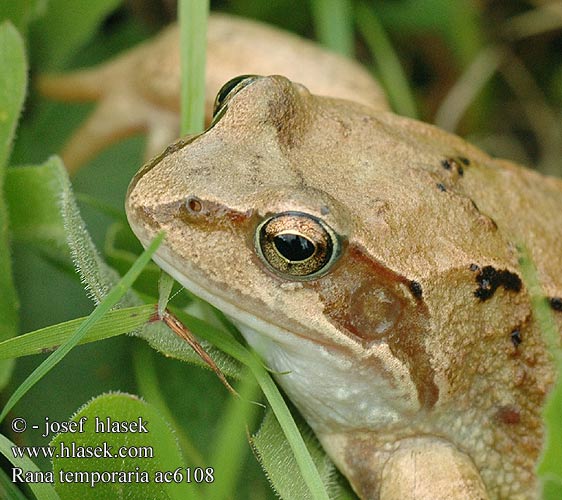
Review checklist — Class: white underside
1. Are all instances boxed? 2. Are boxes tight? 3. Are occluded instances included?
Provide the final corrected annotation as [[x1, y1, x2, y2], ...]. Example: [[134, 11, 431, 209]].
[[153, 252, 407, 432]]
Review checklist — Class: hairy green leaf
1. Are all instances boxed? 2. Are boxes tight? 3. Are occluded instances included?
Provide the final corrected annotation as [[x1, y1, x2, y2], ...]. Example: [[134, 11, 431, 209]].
[[51, 393, 192, 500]]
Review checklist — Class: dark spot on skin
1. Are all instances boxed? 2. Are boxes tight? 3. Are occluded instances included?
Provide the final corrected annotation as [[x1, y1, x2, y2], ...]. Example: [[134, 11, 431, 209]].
[[441, 159, 452, 170], [320, 205, 330, 215], [549, 297, 562, 311], [409, 280, 423, 299], [496, 405, 521, 425], [469, 263, 480, 272], [436, 183, 447, 192], [474, 265, 522, 301], [511, 329, 522, 347], [441, 157, 464, 176], [459, 156, 470, 166]]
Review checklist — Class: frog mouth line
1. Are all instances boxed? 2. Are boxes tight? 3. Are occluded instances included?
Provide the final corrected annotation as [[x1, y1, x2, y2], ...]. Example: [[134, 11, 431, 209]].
[[149, 252, 341, 351]]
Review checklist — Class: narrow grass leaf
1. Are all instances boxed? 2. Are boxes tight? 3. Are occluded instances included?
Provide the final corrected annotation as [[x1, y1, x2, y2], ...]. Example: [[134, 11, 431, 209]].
[[209, 370, 261, 500], [158, 270, 175, 317], [434, 47, 502, 131], [179, 0, 209, 135], [0, 464, 29, 500], [170, 310, 330, 499], [310, 0, 353, 57], [519, 245, 562, 496], [247, 354, 331, 500], [0, 304, 154, 360], [0, 433, 60, 500], [0, 233, 163, 423], [0, 21, 27, 390], [355, 3, 418, 118]]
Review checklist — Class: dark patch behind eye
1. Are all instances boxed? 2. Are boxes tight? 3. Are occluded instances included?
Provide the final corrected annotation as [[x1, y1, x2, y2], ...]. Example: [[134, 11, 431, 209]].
[[409, 280, 423, 299], [474, 265, 522, 301]]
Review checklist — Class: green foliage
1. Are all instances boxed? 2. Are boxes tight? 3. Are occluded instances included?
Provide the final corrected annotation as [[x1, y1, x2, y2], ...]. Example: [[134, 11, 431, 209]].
[[0, 22, 27, 390], [0, 433, 60, 500], [251, 409, 338, 500], [51, 393, 191, 500], [29, 0, 124, 69], [0, 0, 47, 34], [5, 160, 68, 253], [310, 0, 353, 57], [0, 230, 163, 423], [179, 0, 209, 135]]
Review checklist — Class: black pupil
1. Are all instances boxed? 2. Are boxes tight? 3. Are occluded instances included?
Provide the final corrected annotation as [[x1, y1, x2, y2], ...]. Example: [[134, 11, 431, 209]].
[[273, 234, 315, 261]]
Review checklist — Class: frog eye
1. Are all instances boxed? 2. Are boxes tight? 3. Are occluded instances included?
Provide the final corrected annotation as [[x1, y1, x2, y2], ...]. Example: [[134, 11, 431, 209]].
[[212, 74, 260, 120], [255, 212, 341, 280]]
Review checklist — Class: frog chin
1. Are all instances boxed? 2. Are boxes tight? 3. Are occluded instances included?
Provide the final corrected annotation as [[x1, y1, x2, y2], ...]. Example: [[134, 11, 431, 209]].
[[151, 251, 418, 432]]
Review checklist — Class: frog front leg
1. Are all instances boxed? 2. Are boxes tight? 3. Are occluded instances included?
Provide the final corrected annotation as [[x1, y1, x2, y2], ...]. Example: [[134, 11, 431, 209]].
[[379, 438, 489, 500]]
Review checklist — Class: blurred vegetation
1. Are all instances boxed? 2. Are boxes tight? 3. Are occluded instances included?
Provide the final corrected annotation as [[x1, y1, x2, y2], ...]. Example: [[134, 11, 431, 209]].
[[0, 0, 561, 499]]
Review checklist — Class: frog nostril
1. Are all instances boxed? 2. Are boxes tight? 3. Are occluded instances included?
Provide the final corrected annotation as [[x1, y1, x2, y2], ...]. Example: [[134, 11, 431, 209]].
[[186, 196, 203, 214]]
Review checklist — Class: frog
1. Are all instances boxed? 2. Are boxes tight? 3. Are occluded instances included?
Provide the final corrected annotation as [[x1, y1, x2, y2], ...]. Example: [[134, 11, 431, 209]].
[[42, 12, 562, 500], [123, 72, 562, 499]]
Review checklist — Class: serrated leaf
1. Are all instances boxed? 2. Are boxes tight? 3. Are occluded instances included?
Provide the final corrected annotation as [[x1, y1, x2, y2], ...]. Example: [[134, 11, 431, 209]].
[[51, 393, 193, 500]]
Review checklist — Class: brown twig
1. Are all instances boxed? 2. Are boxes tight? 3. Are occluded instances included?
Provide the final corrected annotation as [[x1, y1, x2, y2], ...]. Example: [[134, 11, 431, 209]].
[[150, 306, 238, 396]]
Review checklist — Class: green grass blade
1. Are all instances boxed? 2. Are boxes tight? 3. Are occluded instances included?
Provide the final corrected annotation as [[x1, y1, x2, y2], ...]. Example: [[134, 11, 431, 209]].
[[179, 0, 209, 135], [170, 310, 330, 499], [0, 464, 29, 500], [0, 433, 60, 500], [0, 304, 154, 360], [355, 2, 418, 118], [247, 353, 330, 500], [0, 232, 163, 423], [209, 370, 261, 500], [519, 245, 562, 497], [310, 0, 354, 57]]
